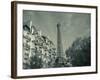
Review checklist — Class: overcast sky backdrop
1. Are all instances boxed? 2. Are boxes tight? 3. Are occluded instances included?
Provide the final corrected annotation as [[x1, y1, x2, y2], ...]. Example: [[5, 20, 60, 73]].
[[23, 10, 91, 52]]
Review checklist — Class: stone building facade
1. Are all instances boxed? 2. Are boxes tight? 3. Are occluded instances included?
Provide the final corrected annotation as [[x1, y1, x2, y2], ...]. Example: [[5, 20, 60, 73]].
[[23, 21, 57, 69]]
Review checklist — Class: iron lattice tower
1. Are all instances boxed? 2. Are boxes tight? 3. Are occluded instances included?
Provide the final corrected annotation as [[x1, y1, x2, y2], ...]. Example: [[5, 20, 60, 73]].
[[57, 23, 64, 58], [54, 23, 67, 67]]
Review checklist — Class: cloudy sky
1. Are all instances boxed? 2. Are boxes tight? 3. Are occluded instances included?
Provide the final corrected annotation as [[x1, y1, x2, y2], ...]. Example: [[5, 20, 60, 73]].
[[23, 10, 91, 52]]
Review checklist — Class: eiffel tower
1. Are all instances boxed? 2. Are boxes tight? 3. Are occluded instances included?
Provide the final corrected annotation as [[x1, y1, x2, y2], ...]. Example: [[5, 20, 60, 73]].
[[57, 23, 64, 58], [54, 23, 67, 67]]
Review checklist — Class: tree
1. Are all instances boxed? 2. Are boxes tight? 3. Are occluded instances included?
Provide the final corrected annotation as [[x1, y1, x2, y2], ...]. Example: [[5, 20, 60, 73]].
[[65, 36, 91, 66], [29, 55, 42, 69]]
